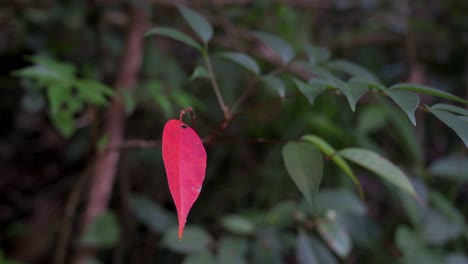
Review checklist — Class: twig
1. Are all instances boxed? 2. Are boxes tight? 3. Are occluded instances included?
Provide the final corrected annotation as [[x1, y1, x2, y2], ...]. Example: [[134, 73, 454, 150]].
[[203, 45, 230, 119]]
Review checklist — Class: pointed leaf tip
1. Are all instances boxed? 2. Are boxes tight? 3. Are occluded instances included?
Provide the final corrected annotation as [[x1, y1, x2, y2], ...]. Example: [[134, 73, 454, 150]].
[[162, 119, 207, 239]]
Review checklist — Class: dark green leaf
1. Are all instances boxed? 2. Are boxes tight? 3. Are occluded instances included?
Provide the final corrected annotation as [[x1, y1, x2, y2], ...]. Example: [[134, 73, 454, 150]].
[[189, 65, 209, 80], [304, 44, 331, 65], [217, 236, 248, 264], [217, 52, 260, 75], [129, 195, 176, 234], [302, 135, 363, 197], [145, 27, 202, 51], [429, 107, 468, 147], [431, 103, 468, 116], [429, 155, 468, 181], [253, 31, 294, 64], [296, 229, 319, 264], [183, 250, 216, 264], [315, 188, 366, 215], [327, 60, 379, 82], [384, 89, 420, 125], [178, 6, 213, 43], [422, 209, 462, 245], [317, 218, 351, 258], [430, 192, 468, 239], [51, 111, 75, 137], [221, 215, 255, 235], [390, 83, 468, 104], [262, 75, 286, 98], [163, 226, 213, 253], [292, 78, 327, 106], [81, 210, 120, 248], [338, 148, 417, 198], [282, 141, 323, 209], [396, 226, 445, 264]]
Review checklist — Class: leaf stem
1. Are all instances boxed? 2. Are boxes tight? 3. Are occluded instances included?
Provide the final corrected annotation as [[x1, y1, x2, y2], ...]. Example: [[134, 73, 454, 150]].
[[203, 46, 230, 119]]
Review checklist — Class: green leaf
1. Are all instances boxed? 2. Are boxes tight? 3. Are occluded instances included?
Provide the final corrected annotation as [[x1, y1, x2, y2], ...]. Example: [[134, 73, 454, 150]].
[[262, 75, 286, 98], [75, 80, 113, 106], [253, 31, 294, 64], [340, 80, 369, 112], [189, 65, 209, 80], [315, 188, 366, 215], [217, 52, 260, 75], [304, 44, 331, 65], [429, 107, 468, 147], [221, 214, 255, 235], [292, 78, 327, 106], [296, 230, 319, 264], [338, 148, 417, 198], [282, 141, 324, 209], [396, 226, 445, 264], [430, 192, 468, 239], [429, 155, 468, 181], [317, 218, 351, 258], [30, 56, 76, 79], [357, 105, 389, 133], [445, 254, 468, 264], [327, 60, 379, 82], [46, 85, 71, 114], [422, 209, 462, 245], [81, 210, 120, 248], [163, 226, 213, 253], [389, 83, 468, 104], [51, 111, 75, 137], [431, 103, 468, 117], [217, 237, 248, 264], [384, 89, 420, 125], [145, 27, 202, 51], [129, 195, 176, 234], [183, 250, 216, 264], [178, 6, 213, 43], [302, 135, 363, 198]]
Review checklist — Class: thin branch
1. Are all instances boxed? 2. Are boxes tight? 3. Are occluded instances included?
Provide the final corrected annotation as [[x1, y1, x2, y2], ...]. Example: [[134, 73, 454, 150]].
[[203, 45, 230, 119]]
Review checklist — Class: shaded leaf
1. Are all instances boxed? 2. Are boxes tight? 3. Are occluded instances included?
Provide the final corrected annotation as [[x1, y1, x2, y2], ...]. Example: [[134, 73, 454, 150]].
[[445, 254, 468, 264], [145, 27, 202, 51], [429, 107, 468, 147], [183, 250, 216, 264], [389, 83, 468, 104], [129, 195, 176, 234], [221, 215, 255, 235], [335, 79, 368, 111], [178, 6, 213, 43], [422, 209, 462, 245], [338, 148, 417, 198], [262, 75, 286, 98], [189, 65, 209, 81], [396, 226, 445, 264], [317, 218, 352, 258], [430, 192, 468, 239], [384, 89, 420, 125], [431, 103, 468, 117], [217, 236, 248, 264], [217, 52, 260, 75], [253, 31, 294, 64], [327, 60, 379, 82], [162, 119, 207, 239], [302, 135, 363, 198], [51, 111, 75, 137], [81, 210, 119, 248], [282, 141, 323, 209], [429, 155, 468, 181], [315, 188, 366, 215], [292, 78, 327, 106], [304, 44, 331, 65], [296, 229, 319, 264], [163, 226, 213, 253]]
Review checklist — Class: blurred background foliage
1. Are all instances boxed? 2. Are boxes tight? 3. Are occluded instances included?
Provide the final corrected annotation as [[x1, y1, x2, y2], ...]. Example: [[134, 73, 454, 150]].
[[1, 0, 468, 263]]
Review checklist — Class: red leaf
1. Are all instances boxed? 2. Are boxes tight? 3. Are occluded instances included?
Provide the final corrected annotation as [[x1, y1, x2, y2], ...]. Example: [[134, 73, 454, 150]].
[[162, 119, 207, 239]]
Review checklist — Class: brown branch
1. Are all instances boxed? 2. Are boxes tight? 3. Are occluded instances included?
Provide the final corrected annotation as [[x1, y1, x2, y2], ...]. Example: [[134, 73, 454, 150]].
[[71, 5, 148, 264]]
